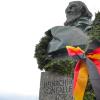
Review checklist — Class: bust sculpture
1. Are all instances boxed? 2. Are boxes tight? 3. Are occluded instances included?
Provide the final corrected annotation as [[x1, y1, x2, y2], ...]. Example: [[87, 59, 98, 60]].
[[35, 1, 100, 99], [47, 1, 92, 56], [35, 1, 93, 73]]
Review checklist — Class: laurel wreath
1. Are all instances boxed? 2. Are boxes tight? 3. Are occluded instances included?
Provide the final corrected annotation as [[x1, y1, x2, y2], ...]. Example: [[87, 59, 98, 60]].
[[34, 30, 75, 75]]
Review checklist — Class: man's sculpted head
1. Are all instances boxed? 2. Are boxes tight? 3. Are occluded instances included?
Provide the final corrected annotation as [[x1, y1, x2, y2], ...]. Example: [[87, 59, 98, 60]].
[[64, 1, 92, 26]]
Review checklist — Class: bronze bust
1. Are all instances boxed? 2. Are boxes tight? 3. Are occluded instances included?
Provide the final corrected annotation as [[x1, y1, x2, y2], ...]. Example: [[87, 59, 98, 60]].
[[35, 2, 100, 99], [47, 1, 92, 56]]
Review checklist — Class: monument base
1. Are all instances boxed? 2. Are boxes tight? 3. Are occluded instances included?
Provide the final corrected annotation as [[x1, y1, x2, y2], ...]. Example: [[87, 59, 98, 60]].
[[39, 71, 73, 100]]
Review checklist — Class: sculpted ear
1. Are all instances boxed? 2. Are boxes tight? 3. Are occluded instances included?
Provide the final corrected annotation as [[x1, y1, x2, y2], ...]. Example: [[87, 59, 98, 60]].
[[81, 6, 86, 14]]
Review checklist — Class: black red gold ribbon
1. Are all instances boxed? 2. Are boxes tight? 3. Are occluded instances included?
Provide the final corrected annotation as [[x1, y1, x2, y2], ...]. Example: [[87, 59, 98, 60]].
[[66, 46, 100, 100]]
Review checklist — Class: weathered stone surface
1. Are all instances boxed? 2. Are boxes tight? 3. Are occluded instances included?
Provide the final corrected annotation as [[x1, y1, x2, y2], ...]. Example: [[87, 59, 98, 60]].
[[39, 72, 73, 100]]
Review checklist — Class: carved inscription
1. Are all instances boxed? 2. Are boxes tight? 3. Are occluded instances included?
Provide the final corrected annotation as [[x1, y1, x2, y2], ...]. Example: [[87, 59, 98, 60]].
[[39, 72, 73, 100]]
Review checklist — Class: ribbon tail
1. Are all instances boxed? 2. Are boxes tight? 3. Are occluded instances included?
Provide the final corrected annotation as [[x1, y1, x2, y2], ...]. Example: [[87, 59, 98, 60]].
[[86, 58, 100, 100], [73, 61, 81, 92], [73, 61, 88, 100]]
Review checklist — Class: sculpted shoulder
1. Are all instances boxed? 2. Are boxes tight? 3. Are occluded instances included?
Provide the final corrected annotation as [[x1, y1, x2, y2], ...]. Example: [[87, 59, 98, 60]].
[[47, 26, 89, 53]]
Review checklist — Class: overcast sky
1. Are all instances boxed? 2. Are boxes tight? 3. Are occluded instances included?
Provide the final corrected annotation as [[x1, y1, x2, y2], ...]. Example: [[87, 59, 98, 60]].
[[0, 0, 100, 99]]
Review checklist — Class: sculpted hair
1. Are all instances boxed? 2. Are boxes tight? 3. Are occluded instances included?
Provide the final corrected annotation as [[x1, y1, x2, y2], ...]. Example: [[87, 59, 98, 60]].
[[77, 1, 92, 18]]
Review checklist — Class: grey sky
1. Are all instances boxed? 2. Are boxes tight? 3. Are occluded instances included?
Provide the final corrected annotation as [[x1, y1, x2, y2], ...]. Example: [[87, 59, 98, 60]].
[[0, 0, 100, 99]]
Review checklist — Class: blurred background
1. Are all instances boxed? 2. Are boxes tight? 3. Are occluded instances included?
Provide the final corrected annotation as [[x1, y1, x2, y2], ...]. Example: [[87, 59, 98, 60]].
[[0, 0, 100, 100]]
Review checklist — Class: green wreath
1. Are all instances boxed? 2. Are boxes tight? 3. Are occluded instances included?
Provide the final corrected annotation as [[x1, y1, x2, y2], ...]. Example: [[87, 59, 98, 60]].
[[34, 30, 75, 75], [88, 12, 100, 41]]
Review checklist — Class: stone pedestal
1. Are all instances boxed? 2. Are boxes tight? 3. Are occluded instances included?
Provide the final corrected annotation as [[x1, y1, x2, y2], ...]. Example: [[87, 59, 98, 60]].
[[39, 72, 73, 100]]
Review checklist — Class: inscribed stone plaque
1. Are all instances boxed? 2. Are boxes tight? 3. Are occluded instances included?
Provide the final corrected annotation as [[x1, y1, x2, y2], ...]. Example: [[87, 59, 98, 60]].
[[39, 72, 73, 100]]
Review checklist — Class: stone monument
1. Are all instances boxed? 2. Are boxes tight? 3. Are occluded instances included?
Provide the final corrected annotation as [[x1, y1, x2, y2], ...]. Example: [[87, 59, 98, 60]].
[[34, 1, 98, 100], [39, 72, 73, 100]]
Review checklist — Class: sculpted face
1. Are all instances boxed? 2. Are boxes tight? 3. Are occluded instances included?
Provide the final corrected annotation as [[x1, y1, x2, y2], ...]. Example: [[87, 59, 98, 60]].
[[65, 2, 82, 24]]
